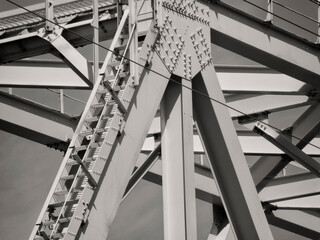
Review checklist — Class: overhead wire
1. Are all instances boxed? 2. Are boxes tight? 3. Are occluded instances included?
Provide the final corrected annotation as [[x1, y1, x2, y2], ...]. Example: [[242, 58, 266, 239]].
[[273, 0, 320, 25], [5, 0, 320, 151]]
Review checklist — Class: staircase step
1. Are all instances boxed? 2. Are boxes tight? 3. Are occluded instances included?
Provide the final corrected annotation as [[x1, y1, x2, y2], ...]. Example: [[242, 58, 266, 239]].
[[90, 102, 104, 109], [66, 157, 95, 167], [54, 187, 83, 196], [74, 145, 87, 151], [115, 41, 143, 52], [78, 129, 93, 137], [48, 199, 79, 208], [42, 217, 72, 226], [104, 71, 129, 81], [59, 173, 84, 181], [108, 59, 129, 67], [85, 116, 99, 123], [119, 33, 129, 39], [51, 233, 64, 239], [60, 174, 76, 181]]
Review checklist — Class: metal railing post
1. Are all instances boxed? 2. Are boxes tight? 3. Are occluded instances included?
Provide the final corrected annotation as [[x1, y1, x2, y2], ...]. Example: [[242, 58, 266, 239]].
[[129, 0, 139, 85], [266, 0, 273, 23], [60, 89, 64, 113], [45, 0, 54, 31], [92, 0, 99, 84]]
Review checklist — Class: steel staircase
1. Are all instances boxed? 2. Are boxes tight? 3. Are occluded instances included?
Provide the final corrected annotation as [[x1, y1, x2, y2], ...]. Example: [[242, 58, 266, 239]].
[[29, 8, 141, 240]]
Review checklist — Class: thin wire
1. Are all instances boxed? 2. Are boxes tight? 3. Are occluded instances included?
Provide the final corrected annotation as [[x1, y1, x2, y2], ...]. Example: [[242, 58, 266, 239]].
[[273, 0, 320, 25], [6, 0, 320, 151], [47, 89, 86, 104], [242, 0, 320, 37]]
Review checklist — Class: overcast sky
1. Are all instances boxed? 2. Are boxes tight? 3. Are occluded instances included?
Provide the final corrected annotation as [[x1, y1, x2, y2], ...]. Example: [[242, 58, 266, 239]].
[[0, 0, 317, 239]]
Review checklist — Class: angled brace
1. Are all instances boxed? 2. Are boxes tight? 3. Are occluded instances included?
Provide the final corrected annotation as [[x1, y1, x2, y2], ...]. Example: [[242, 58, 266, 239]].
[[72, 154, 98, 188], [253, 122, 320, 178], [37, 27, 93, 88], [122, 143, 161, 201], [102, 80, 128, 115]]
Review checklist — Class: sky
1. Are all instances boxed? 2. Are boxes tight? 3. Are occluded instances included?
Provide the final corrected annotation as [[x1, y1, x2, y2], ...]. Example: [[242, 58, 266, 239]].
[[0, 0, 318, 239]]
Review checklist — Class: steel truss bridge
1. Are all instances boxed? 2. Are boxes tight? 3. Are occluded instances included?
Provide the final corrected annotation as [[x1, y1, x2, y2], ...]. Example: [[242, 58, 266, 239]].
[[0, 0, 320, 239]]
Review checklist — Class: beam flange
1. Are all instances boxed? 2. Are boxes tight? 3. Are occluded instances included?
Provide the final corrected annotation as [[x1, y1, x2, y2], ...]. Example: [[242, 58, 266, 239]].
[[192, 66, 273, 240]]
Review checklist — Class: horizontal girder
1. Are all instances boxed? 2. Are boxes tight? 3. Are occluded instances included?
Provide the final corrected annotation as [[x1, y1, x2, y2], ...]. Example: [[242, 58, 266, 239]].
[[0, 90, 76, 150], [208, 1, 320, 88]]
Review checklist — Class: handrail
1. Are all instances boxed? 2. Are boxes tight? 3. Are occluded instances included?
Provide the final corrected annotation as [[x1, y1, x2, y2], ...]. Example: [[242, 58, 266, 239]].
[[273, 0, 319, 25], [241, 0, 320, 37]]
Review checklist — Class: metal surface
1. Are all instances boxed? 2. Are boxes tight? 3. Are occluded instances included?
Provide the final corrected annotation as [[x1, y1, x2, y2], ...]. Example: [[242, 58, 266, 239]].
[[0, 60, 91, 88], [208, 1, 320, 88], [192, 66, 273, 240], [1, 0, 320, 239], [161, 79, 197, 240], [0, 90, 76, 149], [260, 173, 320, 202], [251, 102, 320, 190], [80, 53, 170, 240], [267, 210, 320, 239], [43, 34, 93, 87], [254, 122, 320, 177]]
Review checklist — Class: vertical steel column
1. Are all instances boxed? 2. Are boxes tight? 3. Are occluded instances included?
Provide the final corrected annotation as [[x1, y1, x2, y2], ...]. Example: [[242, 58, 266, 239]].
[[161, 78, 197, 240], [92, 0, 99, 84], [266, 0, 273, 23], [45, 0, 54, 31], [129, 0, 139, 85], [192, 66, 273, 240]]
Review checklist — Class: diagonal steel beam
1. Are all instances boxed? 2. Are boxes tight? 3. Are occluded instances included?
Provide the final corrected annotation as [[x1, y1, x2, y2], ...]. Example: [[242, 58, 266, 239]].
[[42, 33, 94, 88], [192, 66, 273, 240], [122, 144, 161, 201], [79, 53, 171, 240], [251, 103, 320, 191], [254, 122, 320, 177]]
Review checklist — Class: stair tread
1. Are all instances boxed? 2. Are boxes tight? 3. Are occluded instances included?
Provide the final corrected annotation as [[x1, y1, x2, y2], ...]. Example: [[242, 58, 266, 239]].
[[85, 116, 99, 122], [54, 187, 83, 196], [42, 217, 72, 226], [48, 199, 79, 208], [91, 102, 104, 108]]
